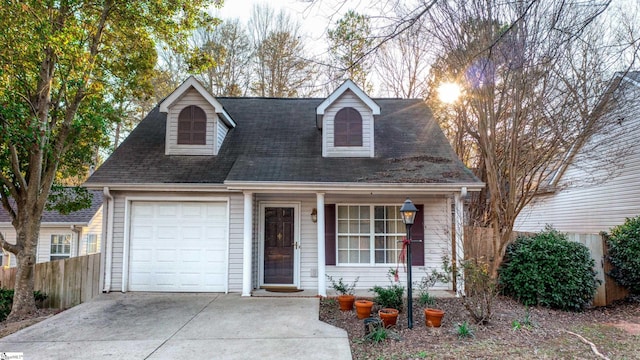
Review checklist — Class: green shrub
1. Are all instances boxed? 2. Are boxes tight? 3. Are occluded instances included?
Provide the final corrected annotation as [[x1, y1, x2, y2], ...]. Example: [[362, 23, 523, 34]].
[[0, 288, 48, 322], [498, 227, 599, 311], [607, 216, 640, 294], [371, 284, 404, 310]]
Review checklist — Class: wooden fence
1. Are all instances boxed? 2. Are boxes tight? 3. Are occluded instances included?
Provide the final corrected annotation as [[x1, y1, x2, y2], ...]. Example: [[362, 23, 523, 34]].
[[463, 226, 628, 306], [0, 253, 101, 309]]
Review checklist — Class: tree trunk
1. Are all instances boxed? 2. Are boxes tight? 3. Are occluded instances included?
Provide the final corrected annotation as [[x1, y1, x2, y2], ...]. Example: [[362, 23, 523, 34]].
[[6, 224, 40, 322]]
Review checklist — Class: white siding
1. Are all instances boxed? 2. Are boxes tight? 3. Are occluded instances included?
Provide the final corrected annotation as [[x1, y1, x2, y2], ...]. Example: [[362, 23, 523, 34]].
[[323, 90, 375, 158], [0, 225, 78, 266], [217, 121, 229, 153], [517, 106, 640, 234], [79, 205, 103, 256], [165, 88, 220, 156], [227, 193, 244, 291]]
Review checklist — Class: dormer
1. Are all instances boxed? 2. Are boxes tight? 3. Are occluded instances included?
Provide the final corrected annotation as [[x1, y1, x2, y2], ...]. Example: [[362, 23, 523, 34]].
[[316, 80, 380, 158], [159, 76, 236, 156]]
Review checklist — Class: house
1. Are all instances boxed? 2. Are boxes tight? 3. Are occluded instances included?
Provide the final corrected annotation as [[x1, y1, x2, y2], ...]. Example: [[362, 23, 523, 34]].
[[0, 190, 103, 267], [516, 72, 640, 234], [84, 77, 483, 296]]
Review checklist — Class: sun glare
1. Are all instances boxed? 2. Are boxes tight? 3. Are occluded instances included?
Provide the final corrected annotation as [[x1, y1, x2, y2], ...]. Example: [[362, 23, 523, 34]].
[[437, 82, 462, 104]]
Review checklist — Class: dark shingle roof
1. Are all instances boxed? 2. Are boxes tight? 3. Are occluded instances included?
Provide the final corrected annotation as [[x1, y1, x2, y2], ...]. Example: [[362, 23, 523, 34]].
[[0, 190, 103, 224], [86, 98, 480, 185]]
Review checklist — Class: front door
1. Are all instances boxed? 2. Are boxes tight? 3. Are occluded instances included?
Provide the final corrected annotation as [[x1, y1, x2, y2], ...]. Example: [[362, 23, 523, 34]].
[[263, 207, 295, 285]]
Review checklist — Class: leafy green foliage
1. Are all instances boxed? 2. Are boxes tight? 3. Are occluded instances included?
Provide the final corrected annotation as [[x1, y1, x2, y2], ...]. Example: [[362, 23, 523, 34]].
[[363, 319, 387, 343], [417, 292, 436, 306], [456, 321, 474, 338], [326, 275, 358, 295], [0, 289, 47, 322], [0, 0, 220, 319], [371, 284, 404, 310], [607, 216, 640, 294], [498, 227, 600, 311]]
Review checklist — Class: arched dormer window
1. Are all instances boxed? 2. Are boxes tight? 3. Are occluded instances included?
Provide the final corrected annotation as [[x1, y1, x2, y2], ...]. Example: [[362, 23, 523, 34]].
[[178, 105, 207, 145], [334, 107, 362, 147]]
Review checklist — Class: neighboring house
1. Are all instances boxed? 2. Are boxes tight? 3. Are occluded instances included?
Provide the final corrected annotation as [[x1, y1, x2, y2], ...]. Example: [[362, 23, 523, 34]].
[[516, 72, 640, 234], [85, 77, 483, 296], [0, 190, 103, 267]]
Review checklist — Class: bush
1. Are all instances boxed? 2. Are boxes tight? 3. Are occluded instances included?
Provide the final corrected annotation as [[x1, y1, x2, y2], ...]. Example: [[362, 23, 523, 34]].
[[607, 216, 640, 294], [371, 284, 404, 310], [498, 227, 599, 311], [0, 289, 48, 322]]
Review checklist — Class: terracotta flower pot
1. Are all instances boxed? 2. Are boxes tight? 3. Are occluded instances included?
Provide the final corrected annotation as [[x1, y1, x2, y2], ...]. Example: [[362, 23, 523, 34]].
[[378, 308, 399, 328], [354, 300, 374, 319], [424, 308, 445, 327], [337, 294, 355, 311]]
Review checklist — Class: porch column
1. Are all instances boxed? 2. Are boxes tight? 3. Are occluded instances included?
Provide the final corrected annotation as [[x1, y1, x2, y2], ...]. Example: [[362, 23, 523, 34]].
[[454, 187, 466, 295], [316, 192, 326, 296], [242, 192, 253, 297]]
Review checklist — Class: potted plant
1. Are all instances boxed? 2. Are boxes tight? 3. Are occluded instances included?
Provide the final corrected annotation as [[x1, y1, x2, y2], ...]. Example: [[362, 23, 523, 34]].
[[417, 257, 451, 328], [326, 275, 358, 311], [371, 269, 405, 328], [354, 299, 374, 319]]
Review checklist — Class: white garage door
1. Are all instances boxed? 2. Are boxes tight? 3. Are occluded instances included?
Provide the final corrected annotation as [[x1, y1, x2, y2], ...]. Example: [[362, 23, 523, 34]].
[[128, 201, 228, 292]]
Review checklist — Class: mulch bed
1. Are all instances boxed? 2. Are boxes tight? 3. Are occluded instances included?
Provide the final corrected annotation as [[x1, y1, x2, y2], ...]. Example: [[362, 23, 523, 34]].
[[319, 295, 640, 360]]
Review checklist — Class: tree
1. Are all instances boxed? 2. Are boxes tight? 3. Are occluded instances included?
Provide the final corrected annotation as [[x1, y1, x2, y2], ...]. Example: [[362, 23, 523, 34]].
[[375, 13, 431, 98], [191, 19, 252, 96], [0, 0, 218, 321], [424, 0, 640, 274], [327, 10, 374, 91], [248, 4, 317, 97]]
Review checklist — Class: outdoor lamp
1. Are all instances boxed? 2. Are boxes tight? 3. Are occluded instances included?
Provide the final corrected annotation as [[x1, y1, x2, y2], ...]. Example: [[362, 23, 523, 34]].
[[400, 199, 418, 225], [311, 208, 318, 223], [399, 198, 418, 329]]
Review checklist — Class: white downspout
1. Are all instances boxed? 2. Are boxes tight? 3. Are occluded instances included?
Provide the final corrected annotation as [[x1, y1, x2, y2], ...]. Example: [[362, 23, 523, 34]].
[[316, 193, 326, 296], [102, 187, 114, 293]]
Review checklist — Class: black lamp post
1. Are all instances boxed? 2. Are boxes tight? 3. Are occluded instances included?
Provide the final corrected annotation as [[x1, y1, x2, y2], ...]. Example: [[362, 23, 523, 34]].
[[399, 198, 418, 329]]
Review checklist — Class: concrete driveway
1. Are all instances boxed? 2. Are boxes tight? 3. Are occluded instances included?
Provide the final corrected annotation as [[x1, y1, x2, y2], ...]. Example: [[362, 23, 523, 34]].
[[0, 293, 351, 360]]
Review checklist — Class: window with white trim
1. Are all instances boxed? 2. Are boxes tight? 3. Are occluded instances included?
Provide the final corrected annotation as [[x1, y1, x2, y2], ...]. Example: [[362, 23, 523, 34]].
[[337, 205, 404, 265], [85, 234, 99, 254], [50, 234, 71, 261]]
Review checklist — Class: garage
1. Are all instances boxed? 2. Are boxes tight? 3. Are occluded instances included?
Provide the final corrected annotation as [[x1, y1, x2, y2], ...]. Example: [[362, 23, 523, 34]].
[[128, 201, 228, 292]]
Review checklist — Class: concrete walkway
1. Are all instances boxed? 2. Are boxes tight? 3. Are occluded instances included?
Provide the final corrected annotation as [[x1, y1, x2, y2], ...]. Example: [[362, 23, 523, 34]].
[[0, 293, 351, 360]]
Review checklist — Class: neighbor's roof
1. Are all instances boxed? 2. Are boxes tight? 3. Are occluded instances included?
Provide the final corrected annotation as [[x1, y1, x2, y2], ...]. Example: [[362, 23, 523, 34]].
[[86, 98, 480, 186], [0, 190, 103, 224]]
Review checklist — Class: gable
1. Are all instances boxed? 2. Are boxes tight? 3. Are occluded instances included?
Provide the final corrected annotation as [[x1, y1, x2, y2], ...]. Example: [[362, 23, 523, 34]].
[[160, 77, 235, 156], [322, 90, 374, 158]]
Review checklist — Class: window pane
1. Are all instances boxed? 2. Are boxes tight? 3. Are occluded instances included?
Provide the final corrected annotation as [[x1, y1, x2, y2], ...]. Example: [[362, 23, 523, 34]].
[[349, 251, 359, 263], [338, 220, 349, 233], [349, 220, 360, 233], [338, 251, 348, 263], [337, 206, 348, 218], [349, 237, 359, 248], [348, 206, 358, 218], [337, 236, 349, 248], [375, 220, 384, 233], [360, 206, 369, 219], [360, 220, 370, 233], [359, 250, 370, 263], [375, 250, 384, 263], [359, 236, 370, 250], [374, 206, 384, 219]]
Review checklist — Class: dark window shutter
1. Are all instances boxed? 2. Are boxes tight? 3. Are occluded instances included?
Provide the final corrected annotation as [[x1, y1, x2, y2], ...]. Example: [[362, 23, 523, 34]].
[[177, 105, 207, 145], [324, 204, 336, 265], [411, 204, 425, 266], [334, 107, 363, 147]]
